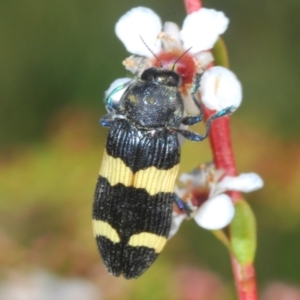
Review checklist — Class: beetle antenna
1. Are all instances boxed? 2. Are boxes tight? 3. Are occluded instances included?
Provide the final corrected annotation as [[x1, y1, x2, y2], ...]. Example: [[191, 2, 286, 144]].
[[139, 35, 162, 68], [171, 47, 193, 71]]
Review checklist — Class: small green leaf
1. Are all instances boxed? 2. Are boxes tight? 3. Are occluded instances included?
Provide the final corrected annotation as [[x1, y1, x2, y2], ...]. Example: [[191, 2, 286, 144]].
[[230, 200, 256, 265], [212, 37, 229, 68]]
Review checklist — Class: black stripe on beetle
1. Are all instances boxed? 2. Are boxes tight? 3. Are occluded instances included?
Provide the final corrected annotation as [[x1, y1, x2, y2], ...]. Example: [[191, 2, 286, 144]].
[[93, 67, 234, 279]]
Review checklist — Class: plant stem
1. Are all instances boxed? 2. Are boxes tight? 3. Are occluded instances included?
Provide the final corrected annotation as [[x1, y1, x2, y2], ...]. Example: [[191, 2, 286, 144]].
[[203, 108, 258, 300], [231, 256, 258, 300], [203, 110, 241, 203], [184, 0, 202, 14], [183, 1, 259, 299]]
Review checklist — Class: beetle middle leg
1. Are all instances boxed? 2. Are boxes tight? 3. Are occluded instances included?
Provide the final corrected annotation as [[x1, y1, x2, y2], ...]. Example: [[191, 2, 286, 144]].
[[99, 113, 115, 127]]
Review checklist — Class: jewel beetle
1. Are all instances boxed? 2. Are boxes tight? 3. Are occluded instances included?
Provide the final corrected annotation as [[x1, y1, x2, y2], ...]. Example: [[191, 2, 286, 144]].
[[92, 66, 234, 279]]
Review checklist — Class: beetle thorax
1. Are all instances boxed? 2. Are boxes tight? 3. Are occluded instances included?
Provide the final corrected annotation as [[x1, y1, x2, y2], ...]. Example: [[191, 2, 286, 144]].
[[120, 68, 184, 129]]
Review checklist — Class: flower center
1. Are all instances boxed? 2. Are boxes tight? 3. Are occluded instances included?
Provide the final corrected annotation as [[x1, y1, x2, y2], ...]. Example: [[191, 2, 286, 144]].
[[152, 50, 196, 89], [191, 189, 209, 207]]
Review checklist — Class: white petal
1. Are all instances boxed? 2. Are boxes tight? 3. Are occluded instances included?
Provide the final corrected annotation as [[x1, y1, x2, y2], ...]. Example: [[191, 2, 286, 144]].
[[200, 66, 242, 111], [194, 194, 234, 229], [218, 173, 264, 193], [174, 186, 186, 199], [193, 51, 214, 69], [161, 22, 182, 50], [179, 168, 206, 187], [168, 212, 186, 238], [181, 8, 229, 53], [122, 55, 152, 75], [179, 172, 195, 185], [115, 7, 162, 56], [105, 77, 132, 106], [182, 94, 200, 115]]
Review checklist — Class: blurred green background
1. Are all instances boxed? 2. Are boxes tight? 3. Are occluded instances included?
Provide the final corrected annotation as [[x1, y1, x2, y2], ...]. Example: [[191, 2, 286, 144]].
[[1, 0, 300, 299]]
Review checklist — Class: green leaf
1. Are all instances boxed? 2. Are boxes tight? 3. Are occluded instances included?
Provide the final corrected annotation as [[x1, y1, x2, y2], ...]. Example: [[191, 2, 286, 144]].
[[230, 200, 256, 265], [212, 37, 229, 68]]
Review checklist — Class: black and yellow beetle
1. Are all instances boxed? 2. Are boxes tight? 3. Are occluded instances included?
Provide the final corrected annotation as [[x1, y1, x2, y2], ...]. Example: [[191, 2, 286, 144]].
[[92, 66, 234, 279]]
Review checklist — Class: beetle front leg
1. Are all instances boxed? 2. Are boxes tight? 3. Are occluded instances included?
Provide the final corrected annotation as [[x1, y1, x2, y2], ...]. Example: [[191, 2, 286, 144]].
[[100, 113, 115, 127], [173, 106, 235, 141], [105, 80, 132, 113]]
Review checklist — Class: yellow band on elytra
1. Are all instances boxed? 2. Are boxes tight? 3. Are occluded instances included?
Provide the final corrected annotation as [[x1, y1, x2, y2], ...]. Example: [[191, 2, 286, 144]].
[[99, 152, 179, 196], [128, 232, 167, 253], [92, 219, 120, 243]]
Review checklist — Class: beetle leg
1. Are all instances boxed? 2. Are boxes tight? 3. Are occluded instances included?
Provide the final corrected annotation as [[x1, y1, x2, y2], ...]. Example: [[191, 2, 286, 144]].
[[174, 194, 192, 216], [172, 128, 205, 141], [100, 113, 115, 127], [105, 80, 132, 112], [174, 106, 235, 141], [181, 114, 203, 126], [181, 71, 235, 127]]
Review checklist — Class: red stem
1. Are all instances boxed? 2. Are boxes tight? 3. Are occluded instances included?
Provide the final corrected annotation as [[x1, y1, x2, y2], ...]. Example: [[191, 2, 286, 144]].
[[184, 0, 202, 14], [183, 1, 258, 300], [231, 256, 259, 300], [203, 109, 241, 203], [204, 96, 258, 300]]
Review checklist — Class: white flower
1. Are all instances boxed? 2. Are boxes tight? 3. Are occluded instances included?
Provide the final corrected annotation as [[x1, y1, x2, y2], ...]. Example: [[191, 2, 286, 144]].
[[115, 7, 162, 57], [194, 194, 234, 229], [111, 6, 242, 113], [169, 164, 263, 238], [200, 66, 243, 111], [180, 9, 229, 54], [215, 173, 264, 194], [115, 6, 228, 58]]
